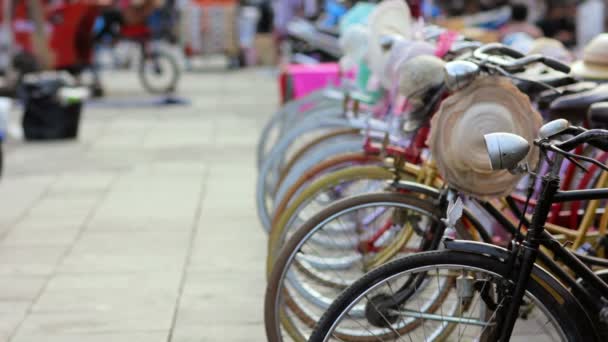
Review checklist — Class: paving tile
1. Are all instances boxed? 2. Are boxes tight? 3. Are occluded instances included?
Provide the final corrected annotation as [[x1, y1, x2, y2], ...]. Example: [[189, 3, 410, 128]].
[[0, 301, 30, 341], [0, 276, 47, 301], [32, 287, 177, 315], [0, 176, 55, 226], [9, 216, 83, 231], [24, 196, 98, 221], [34, 274, 181, 316], [170, 323, 265, 342], [47, 172, 115, 195], [0, 246, 67, 276], [85, 216, 193, 232], [11, 331, 168, 342], [189, 221, 265, 273], [44, 273, 182, 292], [1, 228, 81, 247], [16, 311, 174, 334], [1, 69, 275, 340], [175, 272, 264, 327], [129, 161, 207, 176], [142, 124, 216, 148], [58, 231, 190, 273]]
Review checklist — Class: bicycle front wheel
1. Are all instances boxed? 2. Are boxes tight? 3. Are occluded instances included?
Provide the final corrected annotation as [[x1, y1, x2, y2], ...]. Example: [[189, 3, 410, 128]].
[[265, 192, 475, 342], [139, 49, 180, 94], [309, 250, 595, 342]]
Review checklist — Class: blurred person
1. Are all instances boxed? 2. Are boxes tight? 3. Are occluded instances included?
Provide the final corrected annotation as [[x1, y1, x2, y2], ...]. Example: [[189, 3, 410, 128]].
[[273, 0, 318, 38], [537, 1, 577, 47], [499, 3, 542, 40], [119, 0, 163, 25], [576, 0, 605, 48]]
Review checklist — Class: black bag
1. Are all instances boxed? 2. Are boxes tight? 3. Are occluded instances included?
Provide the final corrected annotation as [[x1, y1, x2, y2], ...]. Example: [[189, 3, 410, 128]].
[[21, 79, 82, 140]]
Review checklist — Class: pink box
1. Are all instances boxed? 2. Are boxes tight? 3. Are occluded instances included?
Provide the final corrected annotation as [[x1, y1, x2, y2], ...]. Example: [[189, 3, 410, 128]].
[[283, 63, 354, 100]]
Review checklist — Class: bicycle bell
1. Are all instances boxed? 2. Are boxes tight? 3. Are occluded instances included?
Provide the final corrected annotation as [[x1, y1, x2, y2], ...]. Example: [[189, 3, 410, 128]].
[[483, 132, 530, 171], [539, 119, 570, 139], [443, 60, 480, 91]]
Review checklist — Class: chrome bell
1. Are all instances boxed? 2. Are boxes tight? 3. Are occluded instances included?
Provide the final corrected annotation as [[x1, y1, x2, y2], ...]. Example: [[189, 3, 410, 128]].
[[539, 119, 570, 139], [483, 132, 531, 171], [443, 60, 480, 91]]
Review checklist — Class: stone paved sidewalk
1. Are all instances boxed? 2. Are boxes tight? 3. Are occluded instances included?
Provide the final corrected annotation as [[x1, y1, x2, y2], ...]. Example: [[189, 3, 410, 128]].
[[0, 69, 275, 341]]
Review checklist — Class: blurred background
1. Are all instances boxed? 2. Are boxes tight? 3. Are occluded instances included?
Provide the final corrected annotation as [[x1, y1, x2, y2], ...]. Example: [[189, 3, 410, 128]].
[[0, 0, 604, 341]]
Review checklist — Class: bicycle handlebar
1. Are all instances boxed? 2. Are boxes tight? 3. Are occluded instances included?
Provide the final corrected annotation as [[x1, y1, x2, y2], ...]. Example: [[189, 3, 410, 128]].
[[473, 43, 525, 59], [542, 56, 571, 74], [556, 128, 608, 152], [472, 43, 571, 74]]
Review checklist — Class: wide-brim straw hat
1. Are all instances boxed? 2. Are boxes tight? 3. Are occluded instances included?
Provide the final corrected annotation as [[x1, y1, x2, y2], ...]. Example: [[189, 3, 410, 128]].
[[429, 76, 542, 198], [367, 0, 412, 89], [382, 40, 436, 91], [339, 24, 370, 70], [571, 33, 608, 80], [529, 37, 572, 63], [397, 55, 445, 102]]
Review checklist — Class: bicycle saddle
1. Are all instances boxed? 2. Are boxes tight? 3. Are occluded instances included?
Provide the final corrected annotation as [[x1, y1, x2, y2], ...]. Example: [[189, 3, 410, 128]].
[[316, 24, 340, 38], [548, 84, 608, 121], [588, 102, 608, 128], [516, 74, 576, 99], [536, 81, 598, 110]]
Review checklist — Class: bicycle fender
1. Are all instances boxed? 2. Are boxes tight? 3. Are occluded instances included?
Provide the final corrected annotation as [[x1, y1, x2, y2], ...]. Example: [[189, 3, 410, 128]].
[[443, 239, 510, 261], [444, 239, 602, 341]]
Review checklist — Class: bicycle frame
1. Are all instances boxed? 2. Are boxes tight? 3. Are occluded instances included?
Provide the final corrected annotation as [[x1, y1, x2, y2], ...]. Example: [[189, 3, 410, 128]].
[[451, 152, 608, 341], [363, 153, 608, 340]]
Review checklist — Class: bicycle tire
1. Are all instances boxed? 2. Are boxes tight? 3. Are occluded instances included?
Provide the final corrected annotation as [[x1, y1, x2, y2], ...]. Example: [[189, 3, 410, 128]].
[[138, 49, 180, 94], [309, 250, 596, 342], [267, 162, 435, 267], [272, 153, 383, 224], [274, 135, 366, 199], [257, 98, 341, 168], [265, 192, 477, 342], [266, 166, 396, 271], [275, 129, 361, 191], [256, 118, 363, 230], [260, 133, 369, 231]]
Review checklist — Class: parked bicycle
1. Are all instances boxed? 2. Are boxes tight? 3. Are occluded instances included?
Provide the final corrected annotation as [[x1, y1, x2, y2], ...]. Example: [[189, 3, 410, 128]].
[[94, 1, 180, 95], [308, 119, 608, 342]]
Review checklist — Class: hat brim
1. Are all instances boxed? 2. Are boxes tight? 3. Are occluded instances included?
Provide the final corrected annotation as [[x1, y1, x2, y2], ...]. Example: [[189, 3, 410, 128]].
[[571, 60, 608, 80]]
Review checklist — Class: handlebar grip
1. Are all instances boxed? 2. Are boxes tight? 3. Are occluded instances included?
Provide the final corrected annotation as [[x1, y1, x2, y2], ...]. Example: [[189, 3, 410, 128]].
[[496, 45, 525, 59], [558, 129, 608, 151], [588, 138, 608, 152], [542, 57, 571, 74], [474, 43, 525, 59]]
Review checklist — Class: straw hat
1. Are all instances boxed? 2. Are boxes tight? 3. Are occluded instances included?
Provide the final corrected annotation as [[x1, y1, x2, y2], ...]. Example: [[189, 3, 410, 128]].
[[571, 34, 608, 80], [382, 40, 436, 91], [397, 55, 445, 104], [367, 0, 412, 89], [528, 38, 572, 63], [339, 25, 370, 70], [517, 38, 572, 83], [429, 76, 542, 198]]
